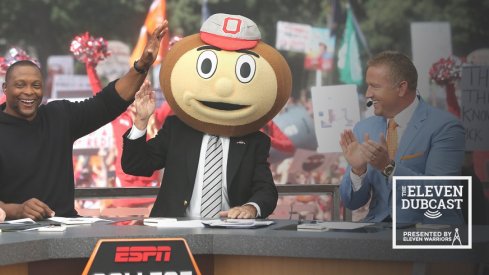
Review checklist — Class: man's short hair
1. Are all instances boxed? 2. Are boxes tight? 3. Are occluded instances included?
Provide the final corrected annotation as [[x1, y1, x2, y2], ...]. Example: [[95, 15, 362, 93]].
[[367, 51, 417, 91], [4, 60, 42, 82]]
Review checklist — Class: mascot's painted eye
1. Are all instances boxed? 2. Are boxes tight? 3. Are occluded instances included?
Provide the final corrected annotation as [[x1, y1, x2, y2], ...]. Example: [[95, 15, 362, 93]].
[[235, 54, 256, 83], [196, 50, 218, 79]]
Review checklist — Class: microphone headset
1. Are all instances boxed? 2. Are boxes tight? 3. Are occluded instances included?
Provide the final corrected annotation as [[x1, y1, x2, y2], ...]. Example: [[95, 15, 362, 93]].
[[366, 99, 373, 107]]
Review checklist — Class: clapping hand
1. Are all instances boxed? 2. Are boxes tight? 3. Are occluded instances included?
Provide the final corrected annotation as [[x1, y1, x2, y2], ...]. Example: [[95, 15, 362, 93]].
[[361, 133, 390, 171], [339, 130, 368, 175]]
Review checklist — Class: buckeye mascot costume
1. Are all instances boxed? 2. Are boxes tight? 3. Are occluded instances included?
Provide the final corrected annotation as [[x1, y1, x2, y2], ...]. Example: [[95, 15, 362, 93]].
[[122, 14, 292, 218]]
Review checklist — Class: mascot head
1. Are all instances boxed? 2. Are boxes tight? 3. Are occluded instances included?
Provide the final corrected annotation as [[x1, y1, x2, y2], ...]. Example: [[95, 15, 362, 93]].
[[160, 13, 291, 137]]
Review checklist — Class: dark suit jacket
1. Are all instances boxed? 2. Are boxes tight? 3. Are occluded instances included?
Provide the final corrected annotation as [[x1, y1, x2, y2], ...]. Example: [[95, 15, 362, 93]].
[[122, 116, 278, 218]]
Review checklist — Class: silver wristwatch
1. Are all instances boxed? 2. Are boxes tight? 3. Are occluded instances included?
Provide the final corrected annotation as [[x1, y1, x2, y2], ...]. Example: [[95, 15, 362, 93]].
[[381, 160, 395, 177]]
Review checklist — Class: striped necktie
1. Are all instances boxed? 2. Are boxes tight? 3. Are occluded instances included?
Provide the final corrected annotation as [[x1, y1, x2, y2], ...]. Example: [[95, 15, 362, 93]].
[[387, 119, 398, 159], [201, 136, 223, 218]]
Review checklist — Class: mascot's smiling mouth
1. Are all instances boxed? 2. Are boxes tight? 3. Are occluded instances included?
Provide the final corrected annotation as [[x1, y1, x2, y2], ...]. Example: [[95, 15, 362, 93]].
[[199, 100, 249, 111]]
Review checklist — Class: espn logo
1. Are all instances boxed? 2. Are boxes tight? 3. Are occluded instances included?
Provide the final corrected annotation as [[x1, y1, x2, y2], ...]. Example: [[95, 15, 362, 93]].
[[115, 246, 171, 263]]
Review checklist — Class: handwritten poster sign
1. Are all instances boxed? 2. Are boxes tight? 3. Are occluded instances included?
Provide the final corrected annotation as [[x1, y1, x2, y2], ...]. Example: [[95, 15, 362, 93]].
[[311, 85, 360, 153], [461, 65, 489, 150]]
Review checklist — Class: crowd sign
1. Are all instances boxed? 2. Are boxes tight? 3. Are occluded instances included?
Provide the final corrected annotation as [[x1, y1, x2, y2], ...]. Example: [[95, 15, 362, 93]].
[[311, 85, 360, 153], [304, 28, 336, 72], [461, 65, 489, 150], [275, 21, 311, 53], [51, 74, 92, 99]]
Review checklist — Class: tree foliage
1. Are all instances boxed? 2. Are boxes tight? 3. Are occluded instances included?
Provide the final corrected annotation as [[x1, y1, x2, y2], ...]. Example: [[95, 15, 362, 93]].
[[358, 0, 489, 56], [1, 0, 487, 91]]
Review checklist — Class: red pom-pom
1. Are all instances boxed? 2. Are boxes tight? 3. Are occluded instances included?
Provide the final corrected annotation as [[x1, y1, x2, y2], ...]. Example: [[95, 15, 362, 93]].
[[429, 55, 464, 86], [70, 32, 110, 65], [0, 47, 41, 75]]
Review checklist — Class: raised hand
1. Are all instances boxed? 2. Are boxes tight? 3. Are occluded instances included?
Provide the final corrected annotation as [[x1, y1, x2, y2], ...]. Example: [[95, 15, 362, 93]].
[[136, 21, 169, 72], [134, 80, 156, 131], [115, 21, 169, 101]]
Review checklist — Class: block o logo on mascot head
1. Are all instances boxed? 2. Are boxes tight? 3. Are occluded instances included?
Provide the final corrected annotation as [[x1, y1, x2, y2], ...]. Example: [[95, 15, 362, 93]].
[[160, 13, 292, 137]]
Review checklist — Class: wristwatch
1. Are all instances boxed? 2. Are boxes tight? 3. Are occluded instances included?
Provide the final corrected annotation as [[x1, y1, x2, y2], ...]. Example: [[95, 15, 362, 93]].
[[382, 160, 395, 177], [133, 59, 148, 74]]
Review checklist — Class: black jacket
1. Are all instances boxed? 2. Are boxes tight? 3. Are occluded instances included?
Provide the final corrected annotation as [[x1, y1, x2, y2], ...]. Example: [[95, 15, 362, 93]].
[[122, 116, 278, 218]]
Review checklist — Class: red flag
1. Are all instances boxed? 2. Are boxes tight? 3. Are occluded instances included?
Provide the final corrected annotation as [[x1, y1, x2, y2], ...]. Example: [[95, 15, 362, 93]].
[[130, 0, 168, 66]]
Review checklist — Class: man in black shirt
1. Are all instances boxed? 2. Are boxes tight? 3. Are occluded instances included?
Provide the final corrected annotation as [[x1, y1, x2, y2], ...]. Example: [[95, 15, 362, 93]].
[[0, 22, 168, 220]]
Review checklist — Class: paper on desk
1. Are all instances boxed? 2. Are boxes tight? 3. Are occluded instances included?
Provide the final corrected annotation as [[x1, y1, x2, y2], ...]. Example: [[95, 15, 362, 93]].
[[48, 217, 111, 225], [3, 218, 37, 224], [201, 219, 275, 228], [143, 218, 204, 228], [37, 225, 67, 232], [0, 218, 44, 232], [1, 218, 70, 232], [298, 221, 374, 231]]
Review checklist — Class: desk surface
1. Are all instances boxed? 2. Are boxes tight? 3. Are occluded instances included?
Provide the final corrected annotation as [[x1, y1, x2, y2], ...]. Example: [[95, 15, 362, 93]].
[[0, 220, 487, 266]]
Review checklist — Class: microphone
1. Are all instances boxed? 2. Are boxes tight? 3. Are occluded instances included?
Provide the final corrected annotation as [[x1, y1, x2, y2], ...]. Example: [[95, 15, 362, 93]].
[[366, 99, 373, 107]]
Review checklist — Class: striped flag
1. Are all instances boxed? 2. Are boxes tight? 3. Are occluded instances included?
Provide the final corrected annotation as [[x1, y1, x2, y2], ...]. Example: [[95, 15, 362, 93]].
[[130, 0, 169, 66]]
